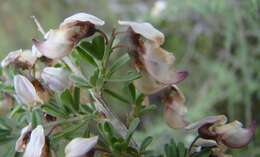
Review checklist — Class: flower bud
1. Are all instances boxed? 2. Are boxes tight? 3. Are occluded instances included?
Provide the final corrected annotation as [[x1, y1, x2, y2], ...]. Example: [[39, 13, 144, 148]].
[[65, 136, 98, 157], [23, 125, 48, 157], [14, 75, 43, 106], [41, 67, 71, 91]]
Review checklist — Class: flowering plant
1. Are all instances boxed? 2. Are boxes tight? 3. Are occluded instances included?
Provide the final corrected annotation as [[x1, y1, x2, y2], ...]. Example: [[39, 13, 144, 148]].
[[0, 13, 255, 157]]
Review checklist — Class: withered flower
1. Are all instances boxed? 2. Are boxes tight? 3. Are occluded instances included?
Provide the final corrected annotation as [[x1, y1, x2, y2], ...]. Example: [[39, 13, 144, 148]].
[[33, 13, 105, 59], [65, 136, 98, 157], [119, 21, 187, 95], [1, 49, 37, 69], [163, 85, 188, 129], [185, 115, 256, 148]]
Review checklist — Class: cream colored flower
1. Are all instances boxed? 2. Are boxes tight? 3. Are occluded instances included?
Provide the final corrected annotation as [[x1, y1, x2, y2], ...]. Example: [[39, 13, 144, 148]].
[[41, 67, 71, 91], [65, 136, 98, 157], [33, 13, 105, 59], [14, 75, 43, 106], [118, 20, 165, 45], [15, 124, 32, 152], [23, 125, 47, 157]]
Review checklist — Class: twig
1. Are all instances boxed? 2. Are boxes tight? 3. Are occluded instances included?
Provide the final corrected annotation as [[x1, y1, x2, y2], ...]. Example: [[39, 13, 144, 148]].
[[31, 16, 46, 37]]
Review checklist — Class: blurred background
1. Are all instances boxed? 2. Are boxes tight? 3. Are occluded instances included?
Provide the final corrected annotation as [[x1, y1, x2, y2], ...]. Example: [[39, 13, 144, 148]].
[[0, 0, 259, 156]]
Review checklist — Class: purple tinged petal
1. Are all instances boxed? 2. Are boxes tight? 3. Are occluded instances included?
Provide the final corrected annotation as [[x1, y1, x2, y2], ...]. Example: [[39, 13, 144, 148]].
[[215, 121, 256, 148]]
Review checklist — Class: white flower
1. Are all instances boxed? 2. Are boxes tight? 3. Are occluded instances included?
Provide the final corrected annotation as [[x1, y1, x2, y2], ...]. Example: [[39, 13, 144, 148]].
[[1, 49, 37, 68], [41, 67, 71, 91], [65, 136, 98, 157], [33, 13, 105, 59], [15, 124, 33, 152], [14, 75, 43, 106], [118, 20, 165, 46], [23, 125, 46, 157]]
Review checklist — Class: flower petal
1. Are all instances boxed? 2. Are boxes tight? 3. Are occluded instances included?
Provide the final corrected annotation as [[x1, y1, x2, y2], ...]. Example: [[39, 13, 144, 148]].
[[119, 21, 165, 45], [133, 70, 167, 95], [41, 67, 71, 91], [23, 125, 45, 157], [1, 49, 22, 68], [14, 75, 43, 106], [184, 115, 227, 131], [143, 41, 188, 84], [163, 85, 188, 129], [60, 12, 105, 27], [65, 136, 98, 157], [15, 124, 32, 152], [19, 49, 38, 67], [215, 121, 256, 148], [32, 29, 74, 59]]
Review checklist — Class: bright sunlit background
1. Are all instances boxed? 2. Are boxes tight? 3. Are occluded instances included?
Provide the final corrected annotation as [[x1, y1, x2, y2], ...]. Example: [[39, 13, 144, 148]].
[[0, 0, 259, 156]]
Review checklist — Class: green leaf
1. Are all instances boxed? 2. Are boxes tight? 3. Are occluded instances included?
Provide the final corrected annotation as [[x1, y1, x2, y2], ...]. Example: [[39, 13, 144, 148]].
[[42, 104, 67, 118], [76, 47, 97, 67], [30, 110, 38, 128], [165, 139, 178, 157], [73, 87, 80, 111], [109, 53, 130, 74], [177, 142, 187, 157], [139, 105, 157, 115], [70, 75, 92, 88], [136, 94, 145, 106], [128, 83, 136, 101], [92, 35, 105, 59], [52, 122, 84, 141], [103, 122, 114, 136], [126, 118, 140, 143], [89, 69, 99, 86], [108, 71, 141, 82], [104, 89, 129, 104], [80, 36, 105, 60], [140, 136, 153, 152], [60, 90, 76, 112], [9, 105, 25, 119]]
